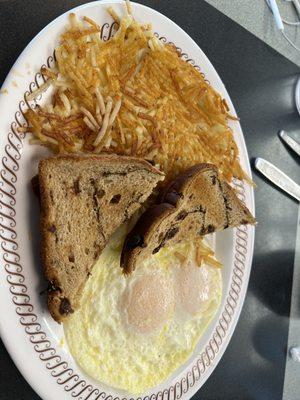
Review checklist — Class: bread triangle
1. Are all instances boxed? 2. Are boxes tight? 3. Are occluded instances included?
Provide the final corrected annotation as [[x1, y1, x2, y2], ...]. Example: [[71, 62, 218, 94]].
[[39, 154, 164, 322], [121, 163, 255, 274]]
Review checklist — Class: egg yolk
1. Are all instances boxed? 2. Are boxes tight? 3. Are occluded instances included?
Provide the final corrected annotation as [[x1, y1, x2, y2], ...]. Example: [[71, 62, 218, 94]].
[[179, 261, 211, 315], [124, 273, 174, 334]]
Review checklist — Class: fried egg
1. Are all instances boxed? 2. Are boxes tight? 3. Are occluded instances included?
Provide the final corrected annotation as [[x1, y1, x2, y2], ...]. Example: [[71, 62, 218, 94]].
[[64, 226, 222, 394]]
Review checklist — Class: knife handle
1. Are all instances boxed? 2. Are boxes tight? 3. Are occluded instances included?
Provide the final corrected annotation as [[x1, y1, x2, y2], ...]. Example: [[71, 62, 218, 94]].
[[279, 130, 300, 158], [254, 157, 300, 202]]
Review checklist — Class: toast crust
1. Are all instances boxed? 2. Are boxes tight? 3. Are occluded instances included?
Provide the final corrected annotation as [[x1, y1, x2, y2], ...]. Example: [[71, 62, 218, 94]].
[[39, 152, 164, 176]]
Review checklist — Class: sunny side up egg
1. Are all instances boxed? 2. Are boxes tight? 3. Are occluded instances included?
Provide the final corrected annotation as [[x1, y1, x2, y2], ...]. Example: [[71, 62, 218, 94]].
[[64, 225, 222, 394]]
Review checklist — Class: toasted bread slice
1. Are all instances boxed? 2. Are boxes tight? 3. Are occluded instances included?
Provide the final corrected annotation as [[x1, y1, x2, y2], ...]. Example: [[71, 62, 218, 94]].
[[121, 163, 255, 274], [39, 154, 164, 322]]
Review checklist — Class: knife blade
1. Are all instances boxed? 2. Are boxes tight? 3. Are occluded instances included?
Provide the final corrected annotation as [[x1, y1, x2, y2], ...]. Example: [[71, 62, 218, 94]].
[[254, 157, 300, 202], [279, 130, 300, 158]]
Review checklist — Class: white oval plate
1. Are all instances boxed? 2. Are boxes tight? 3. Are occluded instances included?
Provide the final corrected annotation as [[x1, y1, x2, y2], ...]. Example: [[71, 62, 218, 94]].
[[0, 2, 255, 400]]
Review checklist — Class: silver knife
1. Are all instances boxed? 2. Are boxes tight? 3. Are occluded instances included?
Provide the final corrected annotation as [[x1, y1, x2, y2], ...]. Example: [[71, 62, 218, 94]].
[[279, 130, 300, 157], [254, 157, 300, 202]]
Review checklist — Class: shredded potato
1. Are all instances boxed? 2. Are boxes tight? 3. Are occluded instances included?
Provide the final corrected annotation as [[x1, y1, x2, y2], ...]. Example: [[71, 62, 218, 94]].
[[174, 241, 222, 269], [24, 3, 250, 184], [195, 241, 222, 268]]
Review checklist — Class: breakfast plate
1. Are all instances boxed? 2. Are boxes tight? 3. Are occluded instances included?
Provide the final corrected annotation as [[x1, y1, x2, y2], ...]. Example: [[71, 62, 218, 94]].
[[0, 1, 255, 400]]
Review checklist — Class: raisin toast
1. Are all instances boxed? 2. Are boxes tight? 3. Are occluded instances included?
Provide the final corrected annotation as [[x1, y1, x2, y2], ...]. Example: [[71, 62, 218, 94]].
[[121, 163, 255, 274], [39, 154, 164, 322]]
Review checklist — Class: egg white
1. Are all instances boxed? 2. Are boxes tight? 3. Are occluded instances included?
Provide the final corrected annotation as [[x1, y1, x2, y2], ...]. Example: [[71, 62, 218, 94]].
[[64, 226, 222, 394]]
